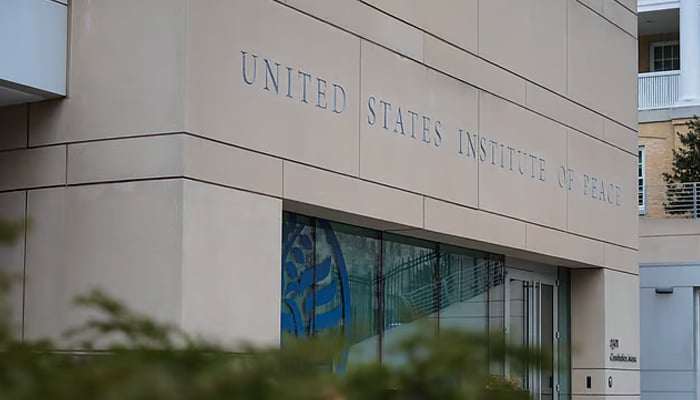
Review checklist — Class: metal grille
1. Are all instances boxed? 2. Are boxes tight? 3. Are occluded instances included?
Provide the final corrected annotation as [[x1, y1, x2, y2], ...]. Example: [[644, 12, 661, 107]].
[[640, 182, 700, 219], [399, 259, 503, 317]]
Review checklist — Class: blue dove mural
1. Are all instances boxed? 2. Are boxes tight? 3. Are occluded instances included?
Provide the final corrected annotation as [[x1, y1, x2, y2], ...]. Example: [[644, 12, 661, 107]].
[[281, 215, 352, 368]]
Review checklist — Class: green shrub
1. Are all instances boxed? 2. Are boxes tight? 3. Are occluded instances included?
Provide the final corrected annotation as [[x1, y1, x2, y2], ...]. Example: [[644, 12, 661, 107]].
[[0, 219, 543, 399]]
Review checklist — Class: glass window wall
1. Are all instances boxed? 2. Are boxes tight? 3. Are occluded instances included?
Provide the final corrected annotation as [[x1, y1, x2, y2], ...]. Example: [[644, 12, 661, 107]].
[[280, 211, 566, 386]]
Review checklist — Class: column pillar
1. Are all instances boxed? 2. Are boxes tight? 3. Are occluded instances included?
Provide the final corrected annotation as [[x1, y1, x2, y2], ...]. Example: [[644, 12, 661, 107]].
[[570, 269, 640, 400], [679, 0, 700, 105]]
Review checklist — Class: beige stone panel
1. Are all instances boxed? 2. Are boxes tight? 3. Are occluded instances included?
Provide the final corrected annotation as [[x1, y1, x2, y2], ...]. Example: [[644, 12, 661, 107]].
[[526, 83, 604, 140], [424, 35, 527, 105], [603, 0, 637, 37], [285, 0, 423, 61], [29, 0, 187, 146], [24, 181, 183, 343], [604, 118, 638, 155], [507, 257, 561, 276], [417, 1, 477, 54], [479, 93, 567, 229], [0, 191, 26, 337], [283, 161, 423, 229], [67, 135, 183, 185], [567, 131, 637, 248], [568, 0, 637, 128], [603, 244, 638, 274], [423, 197, 526, 250], [614, 0, 637, 13], [360, 0, 478, 53], [577, 0, 604, 13], [181, 181, 281, 346], [284, 200, 414, 233], [183, 136, 283, 198], [360, 0, 419, 24], [571, 268, 640, 379], [0, 105, 27, 150], [479, 0, 566, 93], [0, 146, 66, 191], [572, 369, 639, 395], [639, 235, 700, 264], [571, 268, 606, 368], [526, 224, 605, 267], [186, 0, 360, 176], [66, 134, 284, 197], [400, 227, 578, 269], [360, 41, 478, 207], [604, 270, 639, 370], [640, 218, 700, 237]]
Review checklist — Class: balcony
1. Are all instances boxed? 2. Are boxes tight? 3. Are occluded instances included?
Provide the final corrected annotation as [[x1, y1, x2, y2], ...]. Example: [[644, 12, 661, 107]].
[[638, 70, 680, 110], [638, 0, 679, 12]]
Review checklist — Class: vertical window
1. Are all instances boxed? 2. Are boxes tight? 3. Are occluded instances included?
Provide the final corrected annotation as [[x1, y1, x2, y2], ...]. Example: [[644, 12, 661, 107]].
[[320, 221, 380, 366], [557, 268, 572, 400], [281, 213, 380, 370], [381, 234, 438, 366], [639, 146, 646, 214], [650, 41, 680, 72]]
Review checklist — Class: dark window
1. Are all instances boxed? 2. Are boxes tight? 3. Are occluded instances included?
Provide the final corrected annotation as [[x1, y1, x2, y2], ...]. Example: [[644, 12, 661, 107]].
[[651, 42, 680, 72]]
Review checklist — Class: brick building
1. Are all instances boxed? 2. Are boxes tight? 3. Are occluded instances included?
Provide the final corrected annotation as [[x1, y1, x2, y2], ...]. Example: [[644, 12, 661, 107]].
[[637, 2, 700, 400]]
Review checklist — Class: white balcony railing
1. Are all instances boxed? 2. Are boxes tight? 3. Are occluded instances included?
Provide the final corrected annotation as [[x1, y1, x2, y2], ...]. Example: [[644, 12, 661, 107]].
[[638, 70, 680, 110]]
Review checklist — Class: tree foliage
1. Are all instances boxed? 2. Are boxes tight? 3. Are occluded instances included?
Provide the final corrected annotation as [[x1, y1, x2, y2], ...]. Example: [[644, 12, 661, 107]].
[[663, 117, 700, 215], [664, 117, 700, 184], [0, 218, 25, 246], [0, 219, 544, 399]]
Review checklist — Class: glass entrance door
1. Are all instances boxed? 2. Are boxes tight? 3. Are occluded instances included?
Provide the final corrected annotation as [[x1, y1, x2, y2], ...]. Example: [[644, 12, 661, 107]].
[[505, 269, 558, 400]]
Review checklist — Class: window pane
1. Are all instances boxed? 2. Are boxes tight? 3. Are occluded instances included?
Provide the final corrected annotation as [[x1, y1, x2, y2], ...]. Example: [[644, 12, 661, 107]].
[[438, 246, 488, 334], [324, 221, 380, 367], [557, 268, 572, 400], [281, 213, 315, 342], [508, 278, 528, 386], [439, 246, 505, 375], [281, 213, 381, 371], [382, 234, 437, 365], [639, 147, 645, 208], [652, 43, 681, 71]]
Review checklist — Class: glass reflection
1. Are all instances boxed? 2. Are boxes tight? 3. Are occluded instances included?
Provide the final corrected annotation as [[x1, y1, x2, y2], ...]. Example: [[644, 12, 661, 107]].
[[280, 212, 561, 382]]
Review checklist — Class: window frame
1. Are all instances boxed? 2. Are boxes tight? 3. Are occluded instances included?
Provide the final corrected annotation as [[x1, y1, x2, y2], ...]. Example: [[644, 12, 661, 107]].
[[649, 40, 680, 72], [639, 146, 646, 214]]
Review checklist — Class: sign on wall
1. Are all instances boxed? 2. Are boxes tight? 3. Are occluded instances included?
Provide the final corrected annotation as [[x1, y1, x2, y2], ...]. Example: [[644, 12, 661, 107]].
[[240, 49, 625, 209]]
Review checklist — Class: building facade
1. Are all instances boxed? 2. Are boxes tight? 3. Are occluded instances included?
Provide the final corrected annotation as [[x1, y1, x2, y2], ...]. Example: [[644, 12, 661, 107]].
[[637, 0, 700, 218], [0, 1, 639, 399]]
